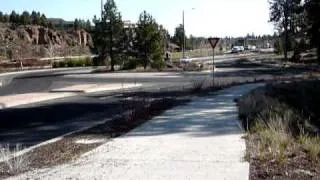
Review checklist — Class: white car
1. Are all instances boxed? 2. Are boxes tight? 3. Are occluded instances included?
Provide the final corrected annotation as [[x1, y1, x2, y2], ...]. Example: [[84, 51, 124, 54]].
[[231, 47, 241, 53], [231, 46, 244, 53], [180, 56, 192, 63]]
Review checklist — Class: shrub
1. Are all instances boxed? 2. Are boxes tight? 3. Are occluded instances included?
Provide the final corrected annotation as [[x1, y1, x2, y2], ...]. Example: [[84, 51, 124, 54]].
[[245, 113, 297, 163], [122, 59, 137, 70], [84, 57, 93, 66], [0, 144, 29, 175], [52, 57, 93, 68], [74, 58, 85, 67], [53, 61, 60, 68], [67, 59, 76, 67], [299, 135, 320, 161], [59, 61, 66, 68], [92, 56, 102, 66], [6, 49, 13, 61], [151, 60, 166, 70]]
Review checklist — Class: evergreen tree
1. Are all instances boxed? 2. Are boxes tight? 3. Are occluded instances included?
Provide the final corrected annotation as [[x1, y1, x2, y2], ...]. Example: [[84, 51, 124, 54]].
[[119, 25, 135, 65], [0, 12, 3, 22], [20, 11, 31, 25], [31, 11, 41, 25], [9, 10, 18, 23], [135, 11, 164, 69], [3, 14, 10, 23], [172, 24, 186, 51], [74, 18, 80, 30], [39, 14, 47, 27], [85, 20, 91, 31], [269, 0, 303, 61], [92, 0, 124, 71], [305, 0, 320, 61]]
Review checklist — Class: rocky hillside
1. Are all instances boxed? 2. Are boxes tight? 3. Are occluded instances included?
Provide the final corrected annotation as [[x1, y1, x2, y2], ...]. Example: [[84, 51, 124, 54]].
[[0, 23, 93, 60]]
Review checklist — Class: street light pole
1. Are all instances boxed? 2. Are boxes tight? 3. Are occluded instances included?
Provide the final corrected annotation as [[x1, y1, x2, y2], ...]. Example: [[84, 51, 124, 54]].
[[182, 10, 185, 58]]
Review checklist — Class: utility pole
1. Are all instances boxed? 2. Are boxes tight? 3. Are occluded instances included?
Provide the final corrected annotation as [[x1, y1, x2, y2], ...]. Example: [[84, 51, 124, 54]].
[[101, 0, 104, 19], [182, 10, 185, 58]]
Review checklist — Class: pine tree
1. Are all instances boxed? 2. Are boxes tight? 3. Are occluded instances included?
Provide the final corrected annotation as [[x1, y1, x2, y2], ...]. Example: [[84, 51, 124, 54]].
[[9, 10, 18, 23], [0, 12, 3, 22], [85, 20, 91, 31], [40, 14, 47, 27], [31, 11, 41, 25], [269, 0, 303, 61], [3, 14, 9, 23], [172, 24, 185, 51], [305, 0, 320, 61], [20, 11, 31, 25], [135, 11, 164, 69], [92, 0, 124, 71], [74, 18, 80, 30]]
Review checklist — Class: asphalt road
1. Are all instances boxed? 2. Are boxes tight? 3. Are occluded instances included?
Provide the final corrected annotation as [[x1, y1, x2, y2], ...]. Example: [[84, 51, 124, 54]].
[[0, 53, 311, 149]]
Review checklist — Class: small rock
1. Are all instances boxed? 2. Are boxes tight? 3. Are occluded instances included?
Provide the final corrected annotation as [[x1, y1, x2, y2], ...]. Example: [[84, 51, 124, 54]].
[[294, 169, 315, 177]]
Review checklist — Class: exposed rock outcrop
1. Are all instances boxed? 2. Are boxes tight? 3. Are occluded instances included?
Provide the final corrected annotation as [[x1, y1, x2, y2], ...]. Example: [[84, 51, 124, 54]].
[[0, 24, 92, 47], [0, 23, 92, 59]]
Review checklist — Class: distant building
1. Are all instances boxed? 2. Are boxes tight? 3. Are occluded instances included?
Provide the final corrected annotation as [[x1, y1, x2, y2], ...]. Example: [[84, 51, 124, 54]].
[[123, 20, 137, 29]]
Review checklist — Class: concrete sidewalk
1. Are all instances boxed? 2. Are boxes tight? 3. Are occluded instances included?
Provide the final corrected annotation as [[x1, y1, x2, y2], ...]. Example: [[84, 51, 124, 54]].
[[9, 83, 264, 180]]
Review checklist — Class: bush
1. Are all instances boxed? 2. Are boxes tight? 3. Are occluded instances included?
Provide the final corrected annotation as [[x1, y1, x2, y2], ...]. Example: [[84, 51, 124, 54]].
[[85, 57, 93, 66], [151, 60, 166, 70], [53, 61, 59, 68], [92, 56, 102, 66], [52, 57, 93, 68], [299, 135, 320, 161], [59, 61, 67, 67], [6, 49, 13, 61], [67, 59, 76, 67], [0, 144, 30, 175], [122, 59, 137, 70]]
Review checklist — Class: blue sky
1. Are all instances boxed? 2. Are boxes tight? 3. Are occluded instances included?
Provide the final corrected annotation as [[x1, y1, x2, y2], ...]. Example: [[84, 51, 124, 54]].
[[1, 0, 275, 37]]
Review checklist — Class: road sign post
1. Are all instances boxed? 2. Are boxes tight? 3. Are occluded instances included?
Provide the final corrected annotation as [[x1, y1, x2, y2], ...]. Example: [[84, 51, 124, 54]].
[[208, 37, 220, 86]]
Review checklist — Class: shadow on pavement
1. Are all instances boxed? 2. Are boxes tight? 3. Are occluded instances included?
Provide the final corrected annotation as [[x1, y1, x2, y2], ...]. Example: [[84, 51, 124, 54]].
[[0, 101, 121, 149]]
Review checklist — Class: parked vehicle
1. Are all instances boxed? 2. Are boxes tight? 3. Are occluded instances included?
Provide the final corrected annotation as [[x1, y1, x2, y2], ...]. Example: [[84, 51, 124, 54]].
[[231, 46, 242, 53]]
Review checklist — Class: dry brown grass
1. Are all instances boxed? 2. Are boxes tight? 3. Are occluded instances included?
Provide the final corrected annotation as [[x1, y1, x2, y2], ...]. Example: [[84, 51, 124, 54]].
[[0, 144, 29, 175], [298, 135, 320, 162], [238, 82, 320, 163], [245, 114, 298, 164]]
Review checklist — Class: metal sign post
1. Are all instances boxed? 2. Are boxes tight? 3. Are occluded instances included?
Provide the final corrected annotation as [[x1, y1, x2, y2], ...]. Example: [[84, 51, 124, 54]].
[[208, 37, 220, 86]]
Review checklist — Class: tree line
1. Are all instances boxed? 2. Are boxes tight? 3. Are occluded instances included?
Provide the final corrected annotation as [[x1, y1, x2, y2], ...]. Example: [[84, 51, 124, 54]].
[[0, 10, 92, 31], [0, 10, 52, 27], [73, 19, 91, 31], [269, 0, 320, 61], [92, 0, 167, 71]]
